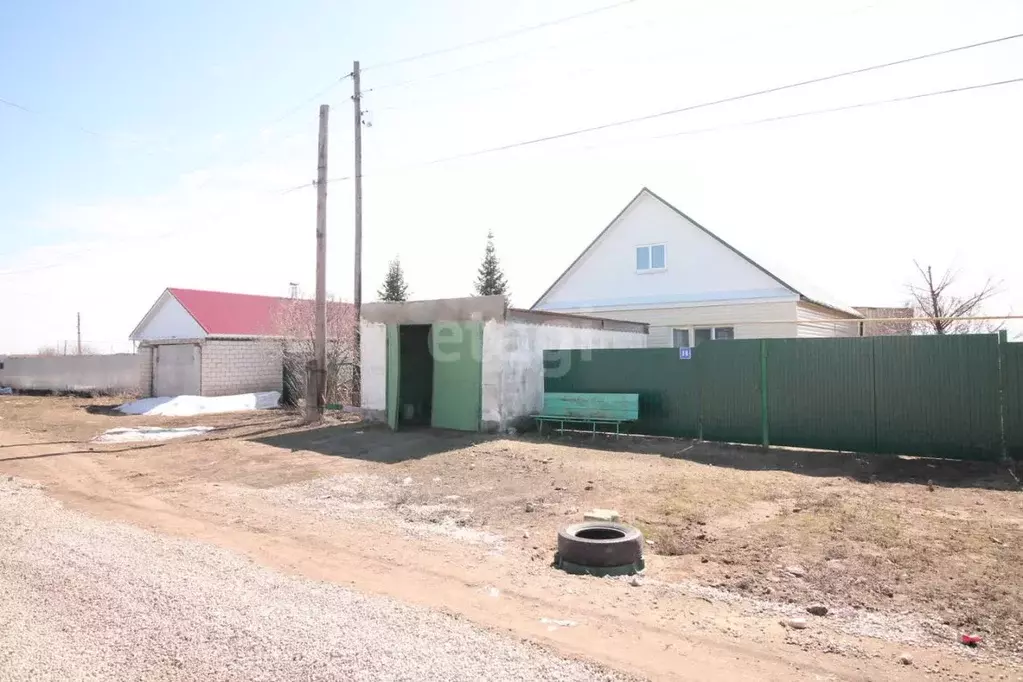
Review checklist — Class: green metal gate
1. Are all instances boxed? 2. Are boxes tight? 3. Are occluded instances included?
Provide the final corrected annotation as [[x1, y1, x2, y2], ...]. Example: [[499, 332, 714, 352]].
[[385, 324, 400, 430], [430, 321, 483, 431], [766, 338, 875, 453], [697, 340, 762, 445]]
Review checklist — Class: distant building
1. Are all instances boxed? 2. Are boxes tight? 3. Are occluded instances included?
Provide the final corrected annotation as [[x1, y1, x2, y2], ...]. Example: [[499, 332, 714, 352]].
[[130, 288, 353, 398], [854, 307, 914, 336]]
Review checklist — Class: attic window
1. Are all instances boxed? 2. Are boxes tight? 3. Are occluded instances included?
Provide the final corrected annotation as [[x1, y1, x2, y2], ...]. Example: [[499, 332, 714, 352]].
[[636, 244, 666, 272]]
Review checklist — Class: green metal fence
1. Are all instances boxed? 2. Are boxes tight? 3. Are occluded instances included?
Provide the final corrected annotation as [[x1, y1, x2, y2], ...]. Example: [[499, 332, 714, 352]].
[[544, 348, 699, 437], [873, 335, 1001, 459], [1003, 340, 1023, 460], [544, 333, 1020, 462]]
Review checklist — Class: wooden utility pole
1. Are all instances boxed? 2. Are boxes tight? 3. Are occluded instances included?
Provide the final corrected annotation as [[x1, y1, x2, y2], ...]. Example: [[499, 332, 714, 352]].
[[76, 313, 81, 355], [313, 104, 330, 419], [352, 60, 363, 408]]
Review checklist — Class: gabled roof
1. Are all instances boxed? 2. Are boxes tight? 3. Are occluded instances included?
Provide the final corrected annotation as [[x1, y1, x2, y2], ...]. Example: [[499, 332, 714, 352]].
[[169, 288, 288, 336], [532, 187, 861, 318], [130, 288, 354, 339]]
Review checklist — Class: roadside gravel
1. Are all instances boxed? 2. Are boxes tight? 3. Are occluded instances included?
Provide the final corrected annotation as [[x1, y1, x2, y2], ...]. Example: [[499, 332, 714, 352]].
[[0, 478, 631, 682]]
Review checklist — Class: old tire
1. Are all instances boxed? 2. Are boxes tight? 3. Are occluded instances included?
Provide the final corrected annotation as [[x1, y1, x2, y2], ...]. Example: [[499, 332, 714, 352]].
[[557, 522, 643, 568]]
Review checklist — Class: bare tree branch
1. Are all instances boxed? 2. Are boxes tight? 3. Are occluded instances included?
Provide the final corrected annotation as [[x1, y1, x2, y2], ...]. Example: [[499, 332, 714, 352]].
[[907, 261, 1002, 334], [271, 294, 358, 406]]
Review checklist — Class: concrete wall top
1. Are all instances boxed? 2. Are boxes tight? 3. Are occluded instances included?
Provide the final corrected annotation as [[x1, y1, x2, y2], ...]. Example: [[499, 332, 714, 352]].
[[506, 308, 647, 334], [361, 295, 508, 325], [358, 296, 648, 333]]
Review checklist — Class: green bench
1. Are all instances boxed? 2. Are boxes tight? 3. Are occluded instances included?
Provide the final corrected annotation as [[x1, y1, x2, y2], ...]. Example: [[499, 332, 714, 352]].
[[535, 392, 640, 439]]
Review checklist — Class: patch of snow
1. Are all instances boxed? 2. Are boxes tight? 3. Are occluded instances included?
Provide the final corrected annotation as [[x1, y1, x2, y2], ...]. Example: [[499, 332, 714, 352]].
[[92, 426, 215, 443], [117, 392, 280, 416]]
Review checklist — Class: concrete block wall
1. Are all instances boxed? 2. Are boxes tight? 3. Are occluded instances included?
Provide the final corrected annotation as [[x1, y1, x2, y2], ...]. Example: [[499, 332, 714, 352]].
[[360, 321, 387, 411], [200, 339, 283, 396], [0, 353, 143, 395], [481, 320, 504, 429], [484, 320, 647, 431]]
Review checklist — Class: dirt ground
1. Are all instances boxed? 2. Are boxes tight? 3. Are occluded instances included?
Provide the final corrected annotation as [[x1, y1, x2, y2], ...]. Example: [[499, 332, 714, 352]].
[[2, 395, 1022, 681]]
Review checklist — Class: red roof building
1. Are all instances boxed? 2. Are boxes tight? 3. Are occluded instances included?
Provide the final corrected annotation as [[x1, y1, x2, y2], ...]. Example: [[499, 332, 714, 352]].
[[129, 288, 356, 398], [130, 288, 354, 341]]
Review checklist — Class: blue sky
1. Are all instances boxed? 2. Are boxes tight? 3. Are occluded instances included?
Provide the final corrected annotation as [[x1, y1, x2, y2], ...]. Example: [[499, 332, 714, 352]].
[[2, 0, 1023, 352]]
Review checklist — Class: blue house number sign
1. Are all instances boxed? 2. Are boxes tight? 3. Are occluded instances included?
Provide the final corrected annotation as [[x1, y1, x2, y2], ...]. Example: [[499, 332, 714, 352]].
[[679, 347, 692, 360]]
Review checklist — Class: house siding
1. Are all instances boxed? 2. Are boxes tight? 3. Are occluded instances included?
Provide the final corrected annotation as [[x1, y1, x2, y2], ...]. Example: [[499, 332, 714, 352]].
[[200, 339, 283, 396], [135, 293, 207, 341], [797, 301, 860, 338], [561, 300, 800, 348], [535, 191, 790, 311]]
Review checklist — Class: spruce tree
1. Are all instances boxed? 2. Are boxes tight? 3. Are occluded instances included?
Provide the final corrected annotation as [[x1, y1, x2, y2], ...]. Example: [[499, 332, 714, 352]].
[[377, 257, 410, 302], [473, 231, 509, 297]]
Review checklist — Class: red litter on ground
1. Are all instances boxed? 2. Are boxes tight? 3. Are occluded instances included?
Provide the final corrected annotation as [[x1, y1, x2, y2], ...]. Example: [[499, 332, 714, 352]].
[[960, 634, 982, 646]]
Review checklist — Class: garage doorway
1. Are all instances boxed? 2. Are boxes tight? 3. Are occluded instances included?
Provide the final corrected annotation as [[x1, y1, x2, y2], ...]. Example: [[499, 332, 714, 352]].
[[385, 321, 482, 432], [154, 343, 200, 397], [398, 325, 433, 426]]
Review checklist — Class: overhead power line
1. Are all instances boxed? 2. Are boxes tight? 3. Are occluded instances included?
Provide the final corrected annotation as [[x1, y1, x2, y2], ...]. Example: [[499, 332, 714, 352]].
[[651, 77, 1023, 141], [4, 72, 353, 188], [362, 0, 639, 72], [0, 97, 33, 114], [0, 179, 310, 276], [345, 31, 1023, 176], [263, 74, 353, 127], [367, 0, 886, 97], [318, 73, 1023, 187], [1, 96, 110, 138]]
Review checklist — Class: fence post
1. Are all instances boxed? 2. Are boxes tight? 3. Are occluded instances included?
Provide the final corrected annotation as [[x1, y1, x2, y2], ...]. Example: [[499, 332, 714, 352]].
[[760, 339, 769, 448], [999, 330, 1008, 462], [696, 346, 704, 441], [870, 338, 878, 453]]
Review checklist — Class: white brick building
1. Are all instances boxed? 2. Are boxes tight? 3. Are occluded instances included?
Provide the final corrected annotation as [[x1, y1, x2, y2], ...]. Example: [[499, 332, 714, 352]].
[[130, 288, 353, 398]]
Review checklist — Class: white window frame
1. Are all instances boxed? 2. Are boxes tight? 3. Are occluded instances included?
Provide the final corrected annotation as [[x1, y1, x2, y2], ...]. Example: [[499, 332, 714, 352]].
[[635, 243, 666, 273], [672, 326, 735, 348], [709, 326, 735, 341], [671, 328, 690, 349]]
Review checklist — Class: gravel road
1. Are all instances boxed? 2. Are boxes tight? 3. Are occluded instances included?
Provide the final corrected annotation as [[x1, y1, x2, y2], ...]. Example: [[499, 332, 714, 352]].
[[0, 478, 629, 682]]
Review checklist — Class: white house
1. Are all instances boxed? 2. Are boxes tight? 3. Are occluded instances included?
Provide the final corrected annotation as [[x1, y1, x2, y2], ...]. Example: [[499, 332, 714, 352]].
[[531, 188, 863, 347]]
